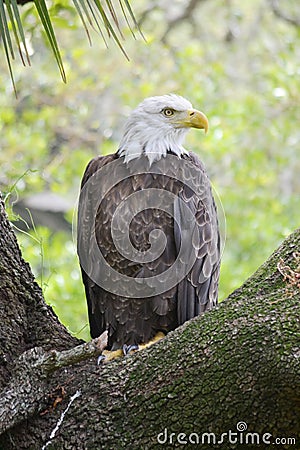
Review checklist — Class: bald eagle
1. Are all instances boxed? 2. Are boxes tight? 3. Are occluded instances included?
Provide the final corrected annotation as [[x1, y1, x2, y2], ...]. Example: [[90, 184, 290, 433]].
[[77, 94, 220, 357]]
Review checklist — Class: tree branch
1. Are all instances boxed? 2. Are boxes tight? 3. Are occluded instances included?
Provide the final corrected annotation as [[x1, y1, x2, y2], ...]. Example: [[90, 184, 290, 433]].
[[1, 230, 299, 448], [161, 0, 208, 43], [40, 331, 108, 373], [269, 0, 300, 28], [1, 186, 300, 448], [0, 332, 107, 434]]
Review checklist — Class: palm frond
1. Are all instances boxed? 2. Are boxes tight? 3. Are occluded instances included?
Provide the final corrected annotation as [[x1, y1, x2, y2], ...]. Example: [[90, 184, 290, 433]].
[[119, 0, 145, 40], [6, 0, 30, 65], [34, 0, 66, 82], [0, 0, 15, 93], [0, 0, 141, 94]]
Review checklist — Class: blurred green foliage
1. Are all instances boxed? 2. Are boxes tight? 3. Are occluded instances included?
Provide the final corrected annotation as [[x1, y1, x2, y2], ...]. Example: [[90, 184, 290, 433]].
[[1, 0, 299, 341]]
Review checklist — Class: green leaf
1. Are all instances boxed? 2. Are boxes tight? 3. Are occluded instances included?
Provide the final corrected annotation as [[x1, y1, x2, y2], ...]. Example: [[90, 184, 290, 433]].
[[0, 0, 141, 90], [92, 0, 129, 59], [119, 0, 145, 40], [33, 0, 66, 82], [78, 0, 109, 47], [72, 0, 92, 45], [0, 0, 17, 94], [6, 0, 31, 65], [0, 0, 14, 58]]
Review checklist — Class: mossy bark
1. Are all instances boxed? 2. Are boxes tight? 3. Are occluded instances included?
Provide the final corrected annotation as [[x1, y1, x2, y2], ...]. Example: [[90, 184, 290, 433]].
[[0, 198, 78, 388], [0, 195, 299, 449]]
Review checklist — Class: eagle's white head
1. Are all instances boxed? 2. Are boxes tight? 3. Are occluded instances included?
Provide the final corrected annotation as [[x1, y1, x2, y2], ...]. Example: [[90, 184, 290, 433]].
[[118, 94, 208, 166]]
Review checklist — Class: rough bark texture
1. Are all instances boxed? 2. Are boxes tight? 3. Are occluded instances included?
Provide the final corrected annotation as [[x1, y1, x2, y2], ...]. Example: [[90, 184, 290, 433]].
[[0, 198, 78, 386], [0, 194, 299, 449]]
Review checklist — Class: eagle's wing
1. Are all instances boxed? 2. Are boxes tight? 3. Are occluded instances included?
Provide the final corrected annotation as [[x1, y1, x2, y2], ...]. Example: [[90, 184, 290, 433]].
[[77, 153, 118, 339], [175, 152, 220, 325]]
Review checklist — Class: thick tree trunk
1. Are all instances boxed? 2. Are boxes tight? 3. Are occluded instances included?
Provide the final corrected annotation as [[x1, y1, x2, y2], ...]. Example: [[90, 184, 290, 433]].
[[0, 198, 78, 387], [0, 194, 299, 449]]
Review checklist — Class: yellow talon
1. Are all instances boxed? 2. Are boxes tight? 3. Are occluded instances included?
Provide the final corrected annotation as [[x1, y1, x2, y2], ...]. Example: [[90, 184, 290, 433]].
[[99, 331, 165, 363], [101, 348, 123, 362], [138, 331, 165, 350]]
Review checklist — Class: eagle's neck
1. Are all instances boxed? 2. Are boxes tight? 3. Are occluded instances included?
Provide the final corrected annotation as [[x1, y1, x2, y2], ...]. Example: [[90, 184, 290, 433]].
[[118, 125, 189, 166]]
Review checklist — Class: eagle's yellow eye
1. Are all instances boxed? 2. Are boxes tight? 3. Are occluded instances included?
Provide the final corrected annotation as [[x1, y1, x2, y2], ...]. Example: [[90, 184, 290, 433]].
[[162, 108, 175, 117]]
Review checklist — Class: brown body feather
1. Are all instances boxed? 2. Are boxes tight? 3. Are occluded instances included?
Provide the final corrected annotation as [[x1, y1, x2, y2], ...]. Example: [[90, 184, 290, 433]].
[[78, 151, 220, 350]]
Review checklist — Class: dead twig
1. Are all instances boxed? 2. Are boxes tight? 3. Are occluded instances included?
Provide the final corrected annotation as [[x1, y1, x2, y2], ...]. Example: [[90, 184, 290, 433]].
[[277, 252, 300, 289]]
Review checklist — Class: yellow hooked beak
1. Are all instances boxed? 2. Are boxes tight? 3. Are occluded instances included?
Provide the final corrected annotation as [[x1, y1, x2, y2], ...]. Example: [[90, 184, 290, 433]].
[[180, 109, 209, 133]]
